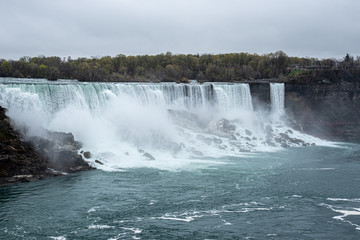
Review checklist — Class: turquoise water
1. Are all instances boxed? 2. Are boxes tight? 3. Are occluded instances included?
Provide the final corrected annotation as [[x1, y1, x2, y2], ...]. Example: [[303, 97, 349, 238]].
[[1, 145, 360, 240]]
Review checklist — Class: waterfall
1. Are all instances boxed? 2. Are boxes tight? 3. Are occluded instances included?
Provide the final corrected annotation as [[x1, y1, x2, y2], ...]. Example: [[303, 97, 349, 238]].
[[0, 80, 255, 116], [270, 83, 285, 119], [0, 78, 324, 171], [212, 83, 253, 111]]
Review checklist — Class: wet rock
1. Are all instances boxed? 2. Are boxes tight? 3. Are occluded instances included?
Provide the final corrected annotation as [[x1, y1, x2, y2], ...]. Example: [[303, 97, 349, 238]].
[[46, 131, 75, 145], [230, 134, 237, 141], [217, 118, 236, 132], [213, 138, 223, 144], [239, 148, 251, 152], [48, 149, 92, 172], [265, 125, 273, 133], [167, 109, 206, 131], [196, 134, 212, 145], [143, 152, 155, 160], [265, 140, 276, 147], [83, 151, 91, 159], [95, 160, 104, 165], [245, 137, 252, 141], [0, 106, 94, 186], [191, 150, 203, 156], [0, 107, 52, 186], [245, 129, 253, 136], [252, 137, 257, 140], [285, 129, 293, 134], [281, 143, 290, 148]]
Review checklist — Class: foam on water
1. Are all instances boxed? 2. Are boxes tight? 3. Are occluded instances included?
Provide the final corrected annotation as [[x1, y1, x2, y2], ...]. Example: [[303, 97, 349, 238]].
[[0, 78, 333, 171], [321, 197, 360, 231]]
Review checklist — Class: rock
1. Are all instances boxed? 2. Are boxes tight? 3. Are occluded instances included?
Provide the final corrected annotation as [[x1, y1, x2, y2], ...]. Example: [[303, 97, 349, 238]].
[[252, 137, 257, 140], [217, 118, 236, 132], [245, 137, 251, 141], [48, 149, 93, 172], [46, 131, 75, 145], [196, 134, 212, 145], [212, 138, 223, 144], [265, 140, 276, 147], [95, 160, 104, 165], [230, 134, 237, 141], [167, 109, 207, 131], [0, 107, 51, 186], [285, 129, 293, 134], [0, 106, 94, 186], [265, 125, 273, 133], [245, 129, 253, 136], [191, 150, 203, 156], [143, 152, 155, 160], [281, 143, 290, 148], [83, 151, 91, 159]]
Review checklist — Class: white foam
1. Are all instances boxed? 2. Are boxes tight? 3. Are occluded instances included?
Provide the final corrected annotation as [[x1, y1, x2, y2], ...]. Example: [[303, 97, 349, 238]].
[[87, 206, 101, 213], [88, 225, 115, 229], [320, 203, 360, 230], [49, 237, 67, 240], [121, 227, 142, 234], [327, 198, 360, 202]]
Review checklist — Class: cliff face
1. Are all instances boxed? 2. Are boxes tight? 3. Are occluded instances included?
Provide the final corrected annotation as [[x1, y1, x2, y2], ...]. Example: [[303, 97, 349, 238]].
[[248, 80, 360, 142], [0, 107, 94, 186], [0, 107, 53, 185], [285, 81, 360, 141]]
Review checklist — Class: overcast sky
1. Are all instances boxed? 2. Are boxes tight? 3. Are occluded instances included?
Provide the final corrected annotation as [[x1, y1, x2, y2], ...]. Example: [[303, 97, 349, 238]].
[[1, 0, 359, 60]]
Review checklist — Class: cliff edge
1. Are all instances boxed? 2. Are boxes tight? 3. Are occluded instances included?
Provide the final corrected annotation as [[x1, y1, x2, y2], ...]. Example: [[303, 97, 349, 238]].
[[0, 107, 94, 186]]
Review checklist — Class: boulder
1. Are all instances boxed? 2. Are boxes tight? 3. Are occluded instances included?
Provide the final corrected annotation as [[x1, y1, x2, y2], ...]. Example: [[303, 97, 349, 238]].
[[143, 152, 155, 160], [95, 160, 104, 165], [83, 151, 91, 159], [217, 118, 236, 132], [245, 129, 253, 136]]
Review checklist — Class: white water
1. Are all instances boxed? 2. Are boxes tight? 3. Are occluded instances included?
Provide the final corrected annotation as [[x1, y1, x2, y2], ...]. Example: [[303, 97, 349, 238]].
[[0, 78, 330, 171], [270, 83, 285, 122]]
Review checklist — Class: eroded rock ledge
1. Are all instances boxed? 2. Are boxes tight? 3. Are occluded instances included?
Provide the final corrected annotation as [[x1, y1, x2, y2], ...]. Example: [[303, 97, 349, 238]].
[[0, 107, 94, 186]]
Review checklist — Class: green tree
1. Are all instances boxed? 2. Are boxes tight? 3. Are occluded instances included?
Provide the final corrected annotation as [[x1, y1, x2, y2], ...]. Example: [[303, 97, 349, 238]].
[[0, 61, 13, 77], [39, 64, 48, 78]]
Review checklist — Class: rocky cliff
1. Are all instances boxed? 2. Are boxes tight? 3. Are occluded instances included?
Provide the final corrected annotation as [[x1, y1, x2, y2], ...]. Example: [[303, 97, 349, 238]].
[[0, 107, 94, 186], [285, 81, 360, 141], [249, 80, 360, 142]]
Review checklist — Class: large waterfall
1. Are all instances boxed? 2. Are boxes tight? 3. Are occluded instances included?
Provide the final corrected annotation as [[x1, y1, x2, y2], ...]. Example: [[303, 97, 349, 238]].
[[0, 78, 327, 171]]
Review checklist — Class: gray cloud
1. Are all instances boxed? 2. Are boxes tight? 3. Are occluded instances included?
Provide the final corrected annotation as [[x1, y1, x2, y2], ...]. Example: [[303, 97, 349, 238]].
[[1, 0, 359, 60]]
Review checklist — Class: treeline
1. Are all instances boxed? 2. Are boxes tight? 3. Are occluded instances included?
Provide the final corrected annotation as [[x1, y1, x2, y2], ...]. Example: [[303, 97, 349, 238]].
[[0, 51, 359, 82]]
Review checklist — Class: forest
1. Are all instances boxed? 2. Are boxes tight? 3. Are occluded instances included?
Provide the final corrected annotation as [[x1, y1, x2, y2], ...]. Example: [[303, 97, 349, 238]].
[[1, 51, 359, 82]]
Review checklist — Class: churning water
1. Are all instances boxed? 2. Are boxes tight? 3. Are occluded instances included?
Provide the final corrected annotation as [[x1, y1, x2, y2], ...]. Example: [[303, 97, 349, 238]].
[[0, 78, 359, 239]]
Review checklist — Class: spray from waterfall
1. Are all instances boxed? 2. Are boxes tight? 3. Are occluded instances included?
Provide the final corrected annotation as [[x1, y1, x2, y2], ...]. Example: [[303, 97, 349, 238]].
[[0, 78, 329, 171]]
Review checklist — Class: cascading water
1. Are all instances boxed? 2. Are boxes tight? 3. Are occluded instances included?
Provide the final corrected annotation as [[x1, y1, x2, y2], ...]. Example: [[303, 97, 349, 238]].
[[0, 78, 328, 171], [270, 83, 285, 121]]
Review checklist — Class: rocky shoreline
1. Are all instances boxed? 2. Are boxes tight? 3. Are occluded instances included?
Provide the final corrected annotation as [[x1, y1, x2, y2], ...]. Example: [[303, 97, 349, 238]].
[[0, 107, 94, 186]]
